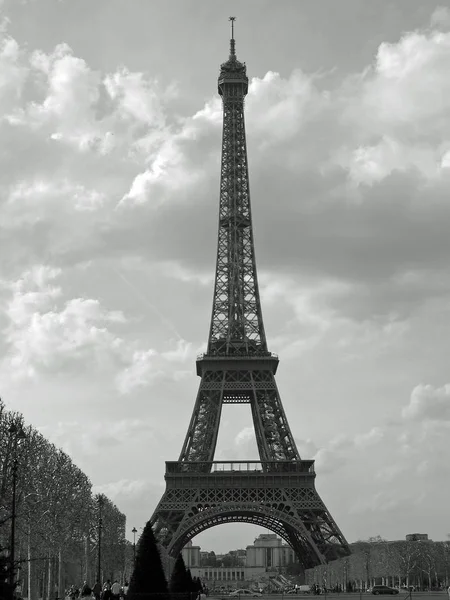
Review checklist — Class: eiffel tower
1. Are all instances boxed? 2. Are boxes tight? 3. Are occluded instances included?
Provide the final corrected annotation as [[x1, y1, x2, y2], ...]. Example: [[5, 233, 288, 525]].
[[151, 18, 350, 569]]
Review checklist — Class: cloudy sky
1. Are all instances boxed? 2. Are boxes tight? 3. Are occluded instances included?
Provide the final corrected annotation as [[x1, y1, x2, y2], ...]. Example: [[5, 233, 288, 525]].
[[1, 0, 450, 553]]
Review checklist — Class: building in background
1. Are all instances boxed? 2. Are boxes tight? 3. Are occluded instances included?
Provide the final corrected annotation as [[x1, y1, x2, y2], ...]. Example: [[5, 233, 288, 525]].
[[183, 534, 299, 588], [183, 540, 201, 567], [246, 534, 296, 569], [405, 534, 429, 542]]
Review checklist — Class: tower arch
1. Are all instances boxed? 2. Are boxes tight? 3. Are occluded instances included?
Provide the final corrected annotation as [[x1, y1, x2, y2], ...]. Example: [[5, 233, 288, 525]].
[[165, 505, 326, 566]]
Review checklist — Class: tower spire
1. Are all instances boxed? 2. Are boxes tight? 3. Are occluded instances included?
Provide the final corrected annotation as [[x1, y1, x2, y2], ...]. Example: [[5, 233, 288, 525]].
[[229, 16, 236, 59]]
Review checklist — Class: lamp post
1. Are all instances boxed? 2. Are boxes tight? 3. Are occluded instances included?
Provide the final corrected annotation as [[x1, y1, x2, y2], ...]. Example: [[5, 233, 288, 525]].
[[96, 496, 104, 585], [131, 527, 137, 567], [8, 423, 27, 593]]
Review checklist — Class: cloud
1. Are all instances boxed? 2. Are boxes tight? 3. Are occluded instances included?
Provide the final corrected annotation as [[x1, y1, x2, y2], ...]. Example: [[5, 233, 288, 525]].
[[337, 137, 442, 186], [2, 14, 450, 331], [101, 21, 450, 338], [0, 33, 28, 115], [313, 435, 355, 474], [92, 478, 166, 537], [430, 7, 450, 30], [245, 69, 329, 147], [341, 28, 450, 141], [39, 418, 154, 458], [156, 260, 213, 286], [374, 463, 404, 483], [235, 427, 255, 446], [4, 42, 175, 156], [115, 349, 162, 394], [257, 271, 411, 363], [296, 427, 387, 476], [2, 265, 126, 378], [17, 44, 106, 151], [3, 179, 106, 230], [338, 386, 450, 523], [231, 425, 384, 475], [118, 123, 210, 207], [314, 386, 448, 475], [350, 490, 407, 514], [0, 265, 193, 391], [103, 67, 173, 125], [161, 338, 192, 362], [113, 341, 195, 394], [296, 438, 319, 458], [402, 384, 450, 421], [354, 427, 384, 447], [94, 478, 154, 498]]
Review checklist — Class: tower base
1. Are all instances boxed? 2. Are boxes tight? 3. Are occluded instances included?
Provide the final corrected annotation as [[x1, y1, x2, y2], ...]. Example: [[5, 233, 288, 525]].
[[150, 461, 350, 568]]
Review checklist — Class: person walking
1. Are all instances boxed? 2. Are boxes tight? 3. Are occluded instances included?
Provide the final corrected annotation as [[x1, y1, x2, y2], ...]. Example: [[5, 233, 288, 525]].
[[446, 584, 450, 600], [92, 581, 101, 600], [102, 581, 112, 600], [81, 582, 91, 598], [111, 581, 121, 600]]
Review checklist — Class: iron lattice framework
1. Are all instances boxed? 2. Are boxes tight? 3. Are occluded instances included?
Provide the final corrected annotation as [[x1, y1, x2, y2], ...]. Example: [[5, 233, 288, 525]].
[[150, 19, 350, 570]]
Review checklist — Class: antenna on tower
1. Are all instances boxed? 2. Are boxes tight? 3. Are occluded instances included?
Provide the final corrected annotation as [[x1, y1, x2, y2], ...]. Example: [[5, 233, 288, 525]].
[[229, 16, 236, 58], [229, 16, 235, 39]]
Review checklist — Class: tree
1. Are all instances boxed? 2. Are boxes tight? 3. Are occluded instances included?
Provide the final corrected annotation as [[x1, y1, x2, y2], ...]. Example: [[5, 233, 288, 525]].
[[169, 554, 191, 594], [437, 541, 450, 586], [220, 554, 241, 568], [192, 577, 203, 594], [94, 494, 126, 582], [416, 541, 438, 589], [200, 552, 216, 567], [185, 569, 194, 593], [128, 522, 168, 600], [367, 536, 388, 544], [391, 541, 419, 588], [0, 399, 126, 600], [0, 543, 14, 600]]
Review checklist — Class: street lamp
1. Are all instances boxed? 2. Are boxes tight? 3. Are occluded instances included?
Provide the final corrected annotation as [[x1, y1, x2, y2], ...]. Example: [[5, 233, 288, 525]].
[[132, 528, 137, 567], [8, 423, 27, 593], [97, 496, 104, 585]]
